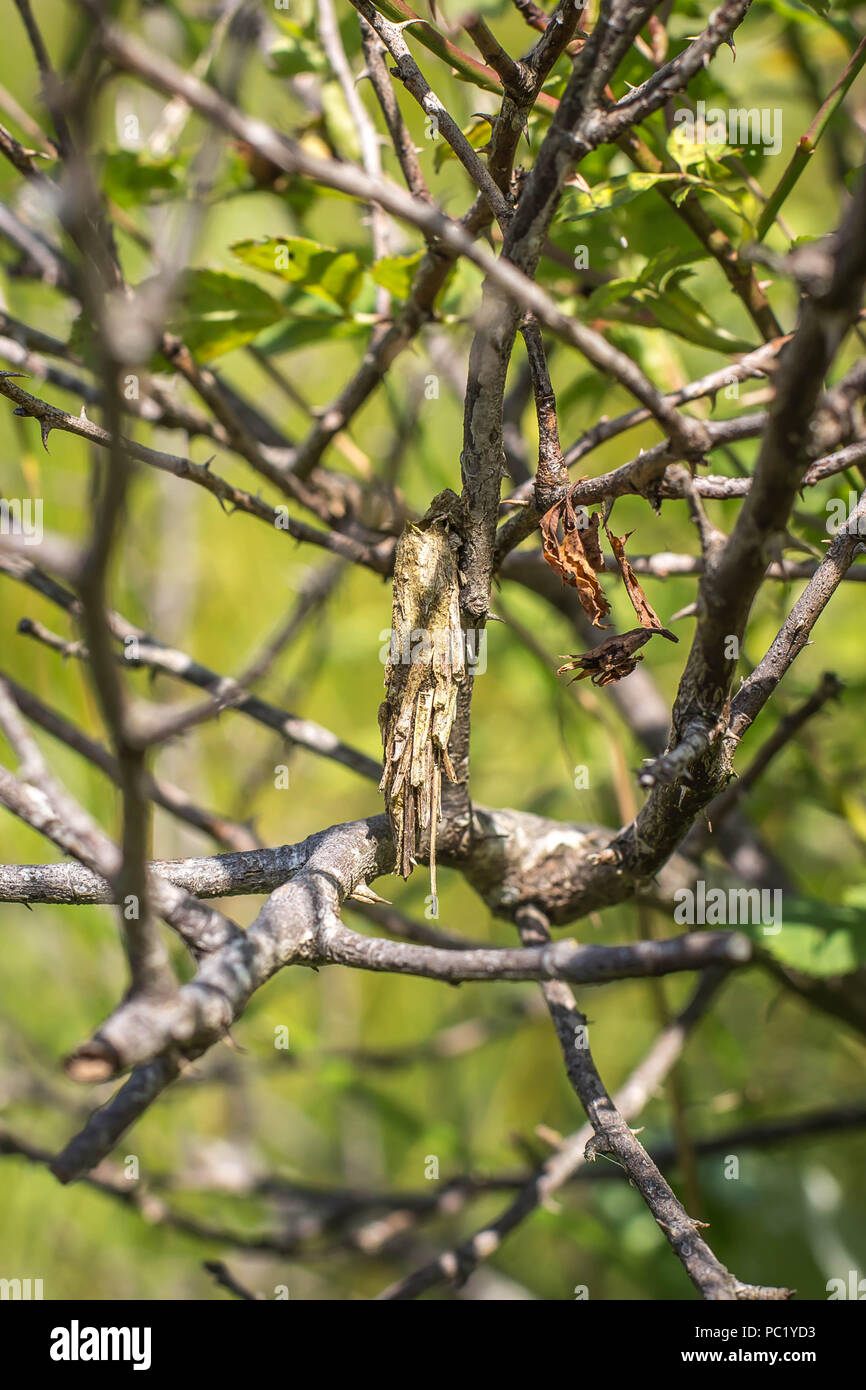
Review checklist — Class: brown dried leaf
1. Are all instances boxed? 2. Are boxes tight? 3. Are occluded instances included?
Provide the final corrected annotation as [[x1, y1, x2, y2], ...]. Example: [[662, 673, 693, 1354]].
[[605, 526, 665, 631], [580, 507, 605, 571], [540, 497, 610, 628], [558, 628, 653, 687], [557, 623, 678, 688]]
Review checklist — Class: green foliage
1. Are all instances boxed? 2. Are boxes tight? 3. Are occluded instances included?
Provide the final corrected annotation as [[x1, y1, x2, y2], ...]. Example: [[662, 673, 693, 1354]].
[[102, 151, 182, 208], [169, 269, 284, 360], [371, 251, 426, 298], [584, 249, 756, 353], [270, 22, 330, 78], [749, 897, 866, 977], [231, 236, 366, 310]]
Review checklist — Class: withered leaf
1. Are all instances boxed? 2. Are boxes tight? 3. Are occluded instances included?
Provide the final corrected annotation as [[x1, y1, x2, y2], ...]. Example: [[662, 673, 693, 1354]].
[[558, 625, 678, 688], [580, 507, 605, 571], [605, 525, 665, 632], [540, 495, 610, 628], [558, 628, 653, 687]]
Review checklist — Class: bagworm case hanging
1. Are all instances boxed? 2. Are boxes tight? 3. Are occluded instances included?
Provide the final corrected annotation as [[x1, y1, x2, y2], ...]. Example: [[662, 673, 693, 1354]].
[[379, 490, 466, 890]]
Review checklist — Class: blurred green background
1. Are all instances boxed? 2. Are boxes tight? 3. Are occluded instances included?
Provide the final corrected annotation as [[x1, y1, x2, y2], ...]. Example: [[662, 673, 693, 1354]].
[[0, 0, 865, 1299]]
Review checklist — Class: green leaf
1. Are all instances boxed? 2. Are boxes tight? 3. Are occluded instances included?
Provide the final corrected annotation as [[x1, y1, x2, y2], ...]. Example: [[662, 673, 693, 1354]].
[[701, 181, 753, 223], [271, 2, 315, 35], [761, 0, 826, 23], [747, 896, 866, 977], [269, 22, 328, 77], [254, 314, 371, 355], [565, 172, 688, 219], [644, 278, 755, 353], [170, 269, 284, 362], [231, 236, 365, 311], [102, 150, 181, 208], [371, 251, 425, 299], [635, 246, 708, 291], [585, 276, 640, 315], [667, 124, 735, 171], [585, 249, 708, 317]]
